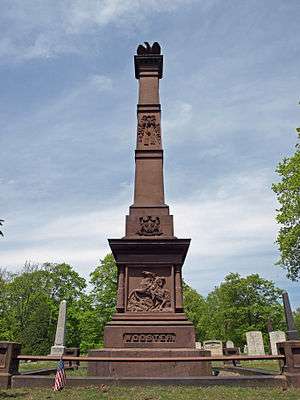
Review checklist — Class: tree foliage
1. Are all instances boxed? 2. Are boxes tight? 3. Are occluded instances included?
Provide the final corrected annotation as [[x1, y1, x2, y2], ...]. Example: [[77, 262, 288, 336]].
[[0, 263, 87, 354], [294, 308, 300, 335], [204, 273, 285, 348], [80, 254, 118, 351], [272, 129, 300, 280], [183, 281, 208, 341], [0, 256, 289, 354]]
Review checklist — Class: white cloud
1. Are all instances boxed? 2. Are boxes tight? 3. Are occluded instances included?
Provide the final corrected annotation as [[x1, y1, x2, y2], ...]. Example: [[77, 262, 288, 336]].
[[0, 205, 126, 275], [1, 167, 278, 278], [63, 0, 199, 33], [172, 168, 278, 259], [164, 101, 193, 133], [0, 0, 199, 62], [2, 72, 113, 138], [88, 75, 113, 91]]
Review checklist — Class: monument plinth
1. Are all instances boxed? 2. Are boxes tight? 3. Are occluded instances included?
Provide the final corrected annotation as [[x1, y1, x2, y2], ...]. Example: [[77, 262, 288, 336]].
[[88, 42, 211, 378]]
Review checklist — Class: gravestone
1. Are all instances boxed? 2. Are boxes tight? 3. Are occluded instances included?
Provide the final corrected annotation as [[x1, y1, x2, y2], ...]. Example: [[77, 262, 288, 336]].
[[203, 340, 223, 356], [88, 42, 211, 378], [282, 292, 300, 340], [195, 342, 202, 349], [246, 331, 265, 355], [243, 344, 248, 354], [269, 331, 286, 355], [50, 300, 67, 356], [226, 340, 234, 348]]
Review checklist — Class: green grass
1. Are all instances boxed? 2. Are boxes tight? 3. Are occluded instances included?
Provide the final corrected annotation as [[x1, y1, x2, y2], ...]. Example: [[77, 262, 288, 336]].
[[19, 361, 87, 376], [19, 360, 282, 378], [1, 386, 300, 400], [212, 360, 281, 373], [19, 361, 58, 373], [240, 360, 281, 373]]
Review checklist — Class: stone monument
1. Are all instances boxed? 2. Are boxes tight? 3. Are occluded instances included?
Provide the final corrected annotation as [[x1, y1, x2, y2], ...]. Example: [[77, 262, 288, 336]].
[[50, 300, 67, 356], [88, 42, 211, 378], [246, 331, 265, 355], [269, 331, 286, 355], [282, 291, 300, 340]]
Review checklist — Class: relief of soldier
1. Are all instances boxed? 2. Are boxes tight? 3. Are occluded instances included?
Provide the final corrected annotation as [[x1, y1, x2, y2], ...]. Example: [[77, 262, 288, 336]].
[[127, 271, 171, 312]]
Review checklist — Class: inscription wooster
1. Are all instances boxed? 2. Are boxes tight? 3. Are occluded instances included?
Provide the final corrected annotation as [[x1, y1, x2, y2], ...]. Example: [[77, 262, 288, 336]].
[[124, 333, 176, 343]]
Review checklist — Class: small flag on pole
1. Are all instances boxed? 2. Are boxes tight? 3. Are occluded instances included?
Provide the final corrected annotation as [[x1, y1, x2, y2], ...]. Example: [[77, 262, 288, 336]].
[[53, 358, 66, 391]]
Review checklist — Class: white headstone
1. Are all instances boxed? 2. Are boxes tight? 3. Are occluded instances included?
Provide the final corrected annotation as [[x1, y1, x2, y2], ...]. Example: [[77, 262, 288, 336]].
[[246, 331, 265, 355], [50, 300, 67, 356], [269, 331, 286, 355], [203, 340, 223, 356], [195, 341, 202, 349], [243, 344, 248, 354], [226, 340, 234, 348]]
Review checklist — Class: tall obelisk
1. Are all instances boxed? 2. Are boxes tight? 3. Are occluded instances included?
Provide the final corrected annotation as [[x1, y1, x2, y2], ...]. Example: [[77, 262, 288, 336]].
[[125, 41, 174, 240], [88, 43, 210, 378]]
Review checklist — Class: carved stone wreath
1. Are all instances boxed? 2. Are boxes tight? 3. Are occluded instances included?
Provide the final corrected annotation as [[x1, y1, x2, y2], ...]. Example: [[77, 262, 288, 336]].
[[136, 216, 163, 236], [127, 271, 171, 312], [137, 115, 161, 146]]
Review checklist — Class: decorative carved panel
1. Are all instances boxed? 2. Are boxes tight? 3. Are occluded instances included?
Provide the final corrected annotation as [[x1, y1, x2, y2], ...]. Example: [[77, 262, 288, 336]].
[[136, 216, 163, 236], [127, 270, 171, 312], [137, 115, 161, 146], [0, 347, 7, 369]]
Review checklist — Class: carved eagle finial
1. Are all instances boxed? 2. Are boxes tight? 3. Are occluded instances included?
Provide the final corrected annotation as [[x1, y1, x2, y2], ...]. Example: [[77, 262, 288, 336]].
[[137, 42, 161, 55]]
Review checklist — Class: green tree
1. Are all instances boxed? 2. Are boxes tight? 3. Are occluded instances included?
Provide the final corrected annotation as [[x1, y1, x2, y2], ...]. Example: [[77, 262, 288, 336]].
[[294, 308, 300, 335], [205, 273, 285, 348], [183, 281, 208, 341], [0, 262, 87, 354], [77, 295, 101, 353], [0, 269, 12, 340], [43, 262, 87, 349], [3, 264, 52, 354], [87, 254, 118, 348], [272, 128, 300, 280]]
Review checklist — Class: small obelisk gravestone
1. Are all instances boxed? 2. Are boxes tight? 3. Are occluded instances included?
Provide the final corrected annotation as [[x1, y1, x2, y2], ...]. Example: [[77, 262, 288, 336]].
[[50, 300, 67, 356], [282, 292, 300, 340]]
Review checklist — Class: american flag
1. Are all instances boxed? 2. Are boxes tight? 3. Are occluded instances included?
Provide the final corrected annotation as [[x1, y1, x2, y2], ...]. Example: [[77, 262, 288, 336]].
[[53, 359, 66, 391]]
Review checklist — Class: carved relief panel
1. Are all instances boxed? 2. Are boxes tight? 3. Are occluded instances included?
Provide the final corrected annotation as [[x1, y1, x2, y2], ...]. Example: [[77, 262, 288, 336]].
[[137, 114, 161, 148], [0, 346, 7, 369], [136, 216, 163, 236], [126, 267, 173, 313]]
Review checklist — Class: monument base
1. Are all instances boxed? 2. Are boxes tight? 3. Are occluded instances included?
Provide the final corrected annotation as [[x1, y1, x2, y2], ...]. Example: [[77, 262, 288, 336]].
[[104, 313, 197, 349], [87, 348, 212, 377], [50, 345, 66, 356], [0, 373, 12, 389]]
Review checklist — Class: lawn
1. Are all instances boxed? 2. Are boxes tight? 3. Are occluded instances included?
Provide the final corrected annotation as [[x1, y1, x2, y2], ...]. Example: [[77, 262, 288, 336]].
[[1, 386, 300, 400], [20, 360, 281, 375], [212, 360, 281, 373], [240, 360, 282, 373], [19, 361, 87, 376], [14, 361, 298, 399]]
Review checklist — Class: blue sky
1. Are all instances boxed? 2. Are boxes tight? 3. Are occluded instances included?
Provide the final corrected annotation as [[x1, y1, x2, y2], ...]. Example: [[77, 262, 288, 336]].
[[1, 1, 299, 308]]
